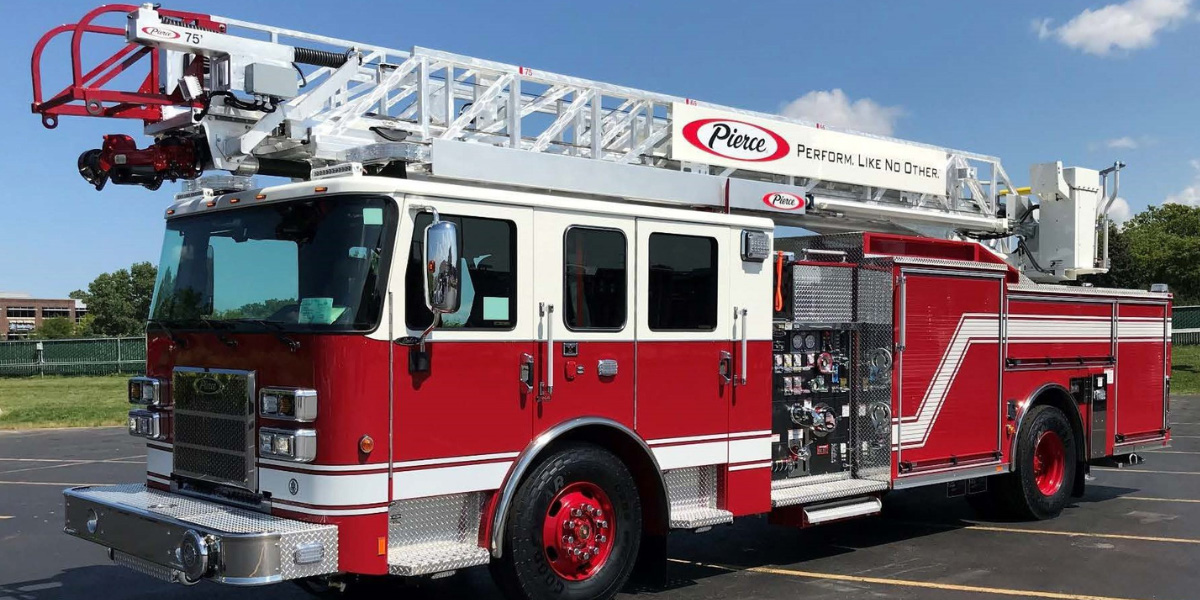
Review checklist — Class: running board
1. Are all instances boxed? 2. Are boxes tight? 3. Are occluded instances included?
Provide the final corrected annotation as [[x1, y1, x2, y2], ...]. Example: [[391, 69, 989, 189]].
[[803, 497, 883, 525], [771, 478, 889, 508], [665, 465, 733, 530], [669, 506, 734, 530], [387, 492, 490, 576], [388, 542, 491, 576]]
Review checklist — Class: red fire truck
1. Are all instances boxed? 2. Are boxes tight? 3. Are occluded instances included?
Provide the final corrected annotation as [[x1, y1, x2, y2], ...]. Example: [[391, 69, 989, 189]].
[[33, 5, 1171, 599]]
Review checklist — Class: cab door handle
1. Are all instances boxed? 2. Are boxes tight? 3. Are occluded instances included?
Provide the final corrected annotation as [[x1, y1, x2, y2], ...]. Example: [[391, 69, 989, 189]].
[[718, 351, 733, 384]]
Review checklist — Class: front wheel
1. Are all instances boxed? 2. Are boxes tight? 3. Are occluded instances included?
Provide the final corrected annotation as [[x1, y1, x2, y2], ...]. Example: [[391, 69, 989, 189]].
[[994, 405, 1077, 520], [491, 443, 642, 600]]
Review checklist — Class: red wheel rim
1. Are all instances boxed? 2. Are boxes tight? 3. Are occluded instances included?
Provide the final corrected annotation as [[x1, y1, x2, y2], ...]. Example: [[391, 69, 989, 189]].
[[541, 481, 616, 581], [1032, 430, 1066, 496]]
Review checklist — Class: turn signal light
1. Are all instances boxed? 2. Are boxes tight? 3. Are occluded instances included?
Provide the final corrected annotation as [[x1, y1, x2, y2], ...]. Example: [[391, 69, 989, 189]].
[[128, 409, 169, 440], [259, 427, 317, 462], [128, 377, 168, 407]]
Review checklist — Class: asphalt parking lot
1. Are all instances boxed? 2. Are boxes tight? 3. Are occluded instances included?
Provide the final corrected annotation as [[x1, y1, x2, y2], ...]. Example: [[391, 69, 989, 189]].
[[3, 399, 1200, 600]]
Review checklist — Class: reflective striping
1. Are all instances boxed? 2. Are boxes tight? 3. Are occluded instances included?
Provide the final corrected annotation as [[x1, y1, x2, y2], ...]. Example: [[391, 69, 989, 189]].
[[394, 451, 520, 468], [669, 558, 1153, 600], [393, 460, 512, 500], [727, 461, 771, 472], [653, 440, 727, 470], [259, 467, 389, 506]]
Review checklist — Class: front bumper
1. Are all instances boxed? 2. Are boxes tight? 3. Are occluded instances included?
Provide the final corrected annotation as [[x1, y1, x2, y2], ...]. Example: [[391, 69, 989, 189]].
[[64, 484, 338, 585]]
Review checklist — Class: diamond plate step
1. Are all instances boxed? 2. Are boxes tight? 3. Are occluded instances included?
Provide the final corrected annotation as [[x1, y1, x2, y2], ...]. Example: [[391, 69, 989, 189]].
[[387, 542, 490, 576], [771, 478, 888, 508], [669, 506, 733, 530]]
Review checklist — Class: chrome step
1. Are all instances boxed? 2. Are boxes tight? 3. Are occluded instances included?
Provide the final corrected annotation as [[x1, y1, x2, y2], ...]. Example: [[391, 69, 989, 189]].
[[669, 506, 734, 530], [388, 492, 489, 576], [387, 542, 490, 576], [664, 465, 733, 530], [771, 478, 889, 508], [803, 497, 882, 524]]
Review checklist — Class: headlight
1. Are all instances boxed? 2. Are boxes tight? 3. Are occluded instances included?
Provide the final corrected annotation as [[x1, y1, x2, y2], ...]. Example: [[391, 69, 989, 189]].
[[128, 376, 167, 407], [258, 427, 316, 462], [128, 409, 169, 440], [259, 387, 318, 422]]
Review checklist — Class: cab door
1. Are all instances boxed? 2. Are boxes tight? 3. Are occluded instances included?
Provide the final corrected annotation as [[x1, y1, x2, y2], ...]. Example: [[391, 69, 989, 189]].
[[633, 220, 732, 466], [530, 209, 636, 433], [393, 198, 535, 498]]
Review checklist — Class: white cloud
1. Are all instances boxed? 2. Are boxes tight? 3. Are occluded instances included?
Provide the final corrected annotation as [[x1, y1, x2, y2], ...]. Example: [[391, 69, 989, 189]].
[[779, 89, 903, 136], [1106, 136, 1140, 149], [1107, 196, 1133, 223], [1034, 0, 1192, 56], [1164, 159, 1200, 206]]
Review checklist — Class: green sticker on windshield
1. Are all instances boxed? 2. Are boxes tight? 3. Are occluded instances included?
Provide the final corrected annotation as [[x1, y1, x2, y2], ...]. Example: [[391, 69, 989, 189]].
[[299, 298, 334, 324], [363, 208, 383, 225]]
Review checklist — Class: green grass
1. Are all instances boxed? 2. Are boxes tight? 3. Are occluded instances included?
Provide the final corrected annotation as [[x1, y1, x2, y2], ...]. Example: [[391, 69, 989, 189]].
[[1173, 345, 1200, 395], [0, 376, 129, 429]]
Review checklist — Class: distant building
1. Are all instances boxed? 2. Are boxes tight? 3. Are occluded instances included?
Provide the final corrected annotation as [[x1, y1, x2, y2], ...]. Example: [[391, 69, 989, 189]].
[[0, 292, 88, 340]]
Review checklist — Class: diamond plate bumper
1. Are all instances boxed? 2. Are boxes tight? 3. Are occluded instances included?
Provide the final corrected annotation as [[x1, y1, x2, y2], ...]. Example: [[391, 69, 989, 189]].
[[64, 484, 338, 585]]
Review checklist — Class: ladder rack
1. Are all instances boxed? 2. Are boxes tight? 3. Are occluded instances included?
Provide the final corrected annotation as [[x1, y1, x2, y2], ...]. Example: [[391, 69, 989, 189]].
[[32, 4, 1018, 238]]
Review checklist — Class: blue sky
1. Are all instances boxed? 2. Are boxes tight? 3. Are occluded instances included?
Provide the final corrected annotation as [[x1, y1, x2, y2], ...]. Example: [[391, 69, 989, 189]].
[[3, 0, 1199, 298]]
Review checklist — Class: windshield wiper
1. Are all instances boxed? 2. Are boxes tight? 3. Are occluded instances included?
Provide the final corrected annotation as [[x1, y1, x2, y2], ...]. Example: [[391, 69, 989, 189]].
[[231, 319, 300, 352], [195, 317, 239, 348], [146, 320, 187, 348]]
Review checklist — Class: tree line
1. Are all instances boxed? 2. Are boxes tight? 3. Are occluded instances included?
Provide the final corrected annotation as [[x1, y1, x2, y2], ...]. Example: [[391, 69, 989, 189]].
[[23, 203, 1200, 339]]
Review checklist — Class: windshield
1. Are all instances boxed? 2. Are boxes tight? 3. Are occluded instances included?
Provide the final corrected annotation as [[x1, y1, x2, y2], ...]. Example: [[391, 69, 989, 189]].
[[150, 195, 397, 332]]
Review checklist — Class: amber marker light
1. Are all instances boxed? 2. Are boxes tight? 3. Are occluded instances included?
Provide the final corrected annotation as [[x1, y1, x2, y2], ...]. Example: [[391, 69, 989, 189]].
[[359, 435, 375, 454]]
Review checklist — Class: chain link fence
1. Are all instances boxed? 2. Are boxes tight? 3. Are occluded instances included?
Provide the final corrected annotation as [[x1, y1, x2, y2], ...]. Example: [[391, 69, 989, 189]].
[[0, 337, 145, 377], [1175, 306, 1200, 346]]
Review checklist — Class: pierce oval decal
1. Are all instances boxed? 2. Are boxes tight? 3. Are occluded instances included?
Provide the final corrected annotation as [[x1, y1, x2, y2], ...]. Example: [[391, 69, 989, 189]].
[[682, 118, 789, 162], [762, 192, 804, 211], [194, 376, 224, 395], [141, 26, 181, 40]]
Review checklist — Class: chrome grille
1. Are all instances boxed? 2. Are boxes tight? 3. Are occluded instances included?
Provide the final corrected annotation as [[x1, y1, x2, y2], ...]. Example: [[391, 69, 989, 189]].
[[172, 367, 257, 490]]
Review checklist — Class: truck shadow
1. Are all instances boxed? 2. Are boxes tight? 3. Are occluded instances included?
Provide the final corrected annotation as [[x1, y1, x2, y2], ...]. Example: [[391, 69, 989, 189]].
[[0, 484, 1143, 600]]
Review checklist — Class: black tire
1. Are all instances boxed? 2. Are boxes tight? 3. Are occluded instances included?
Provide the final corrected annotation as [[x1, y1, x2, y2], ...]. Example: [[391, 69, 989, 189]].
[[491, 443, 642, 600], [994, 405, 1077, 520]]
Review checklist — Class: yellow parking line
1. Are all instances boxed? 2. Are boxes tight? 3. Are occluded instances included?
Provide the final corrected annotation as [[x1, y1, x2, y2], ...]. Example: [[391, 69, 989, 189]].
[[1145, 450, 1200, 455], [0, 457, 86, 463], [1095, 468, 1200, 476], [669, 558, 1156, 600], [0, 455, 143, 476], [1170, 435, 1200, 439], [1120, 496, 1200, 504], [898, 520, 1200, 545], [0, 516, 12, 520], [0, 481, 103, 487]]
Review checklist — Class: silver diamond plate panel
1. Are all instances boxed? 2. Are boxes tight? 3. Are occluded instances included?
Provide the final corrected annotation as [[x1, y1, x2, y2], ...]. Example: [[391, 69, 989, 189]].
[[388, 492, 489, 576], [775, 233, 867, 263], [387, 542, 491, 576], [112, 551, 181, 583], [793, 264, 854, 323], [1008, 282, 1170, 299], [771, 471, 849, 490], [70, 484, 338, 581], [888, 255, 1011, 272], [664, 466, 717, 513], [771, 478, 888, 508], [669, 507, 733, 529]]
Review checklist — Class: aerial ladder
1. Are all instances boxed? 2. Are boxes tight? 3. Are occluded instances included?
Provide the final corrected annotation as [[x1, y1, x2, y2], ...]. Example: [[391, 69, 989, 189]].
[[31, 3, 1124, 283]]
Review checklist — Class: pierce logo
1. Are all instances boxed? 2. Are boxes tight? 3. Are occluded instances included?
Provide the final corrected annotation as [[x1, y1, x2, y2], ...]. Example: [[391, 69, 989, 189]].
[[141, 26, 180, 40], [194, 376, 223, 395], [763, 192, 804, 211], [681, 118, 789, 162]]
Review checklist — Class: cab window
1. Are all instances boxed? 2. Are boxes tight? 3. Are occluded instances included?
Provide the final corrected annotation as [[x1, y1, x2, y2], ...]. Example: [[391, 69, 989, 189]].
[[406, 214, 517, 330]]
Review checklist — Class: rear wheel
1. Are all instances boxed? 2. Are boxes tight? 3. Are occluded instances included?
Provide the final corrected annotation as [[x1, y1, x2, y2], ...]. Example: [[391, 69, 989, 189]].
[[993, 405, 1077, 520], [491, 443, 641, 600]]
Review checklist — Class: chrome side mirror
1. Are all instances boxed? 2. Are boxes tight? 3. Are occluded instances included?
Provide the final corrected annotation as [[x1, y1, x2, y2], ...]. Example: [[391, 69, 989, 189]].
[[423, 220, 461, 314]]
